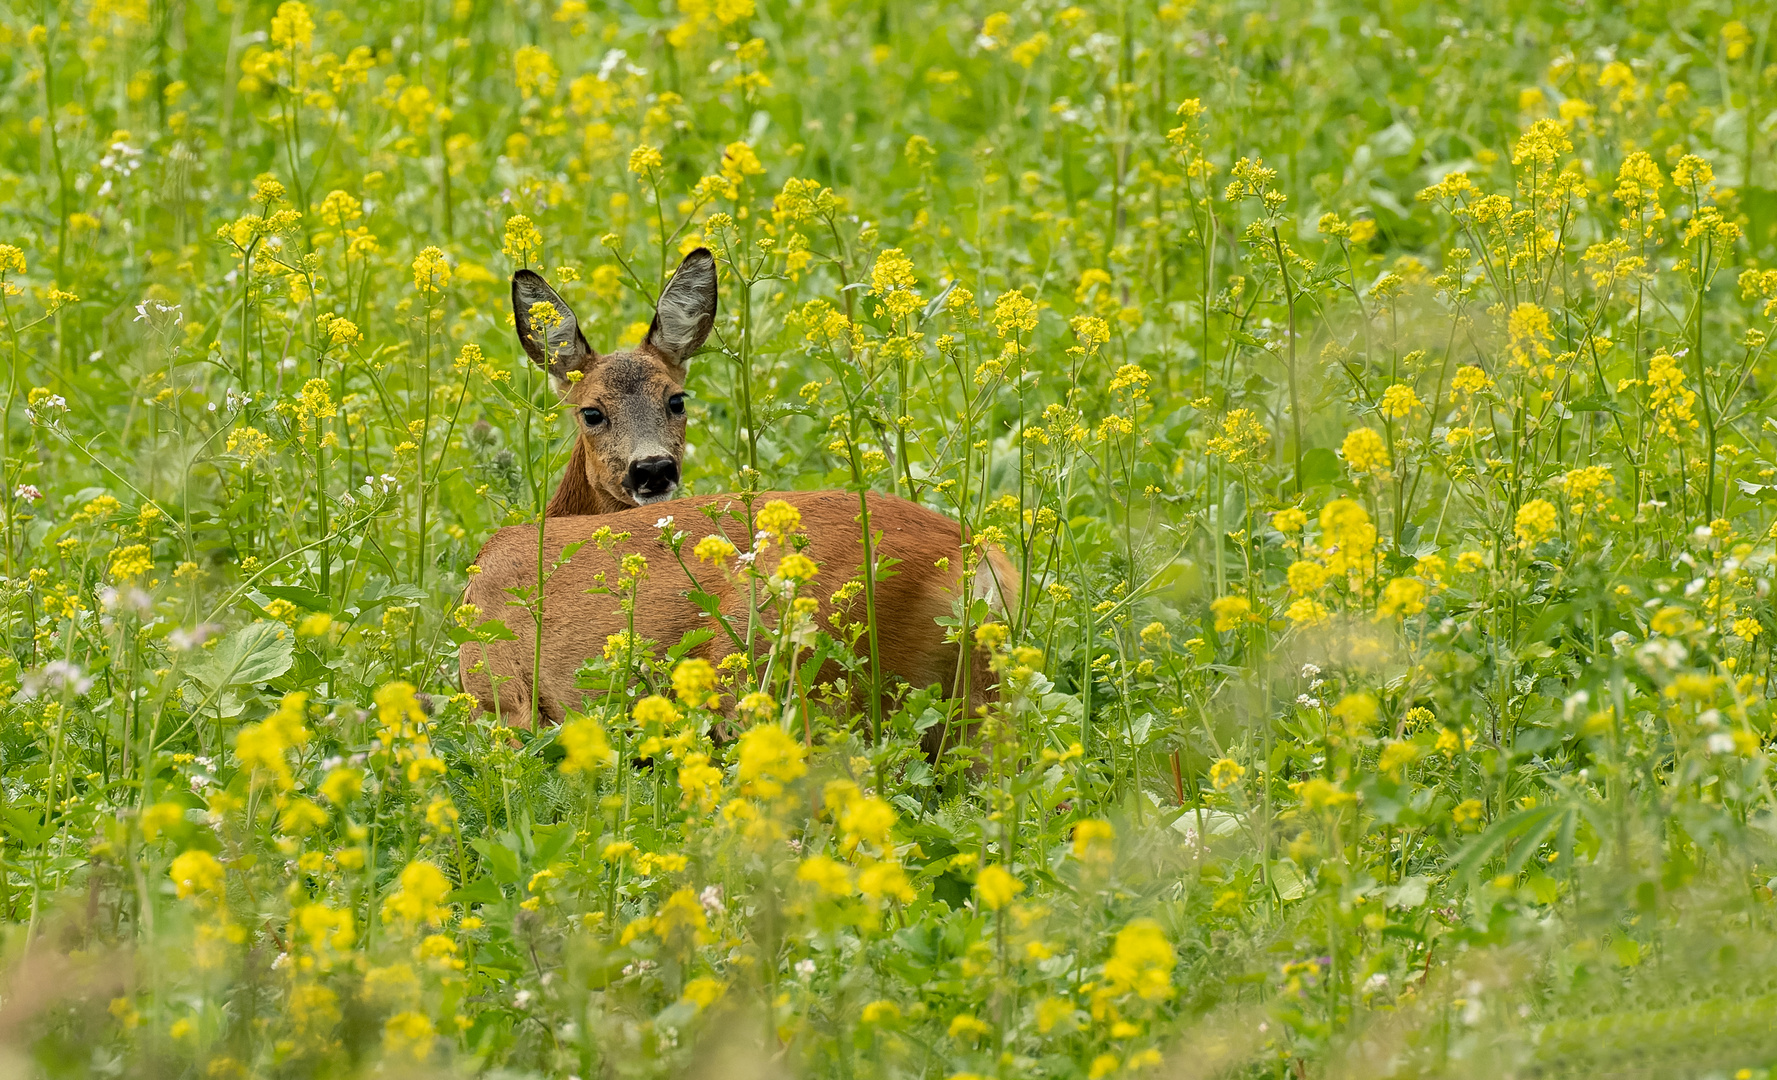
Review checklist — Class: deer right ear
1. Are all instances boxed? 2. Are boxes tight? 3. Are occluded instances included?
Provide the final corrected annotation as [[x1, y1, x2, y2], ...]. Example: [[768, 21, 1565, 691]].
[[512, 269, 594, 384]]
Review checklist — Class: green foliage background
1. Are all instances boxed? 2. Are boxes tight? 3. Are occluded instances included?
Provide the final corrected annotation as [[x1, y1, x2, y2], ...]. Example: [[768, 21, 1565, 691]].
[[1, 0, 1777, 1076]]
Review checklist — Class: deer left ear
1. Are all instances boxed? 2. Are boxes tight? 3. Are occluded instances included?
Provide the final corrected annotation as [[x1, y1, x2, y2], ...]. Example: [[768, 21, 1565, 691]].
[[646, 248, 718, 368]]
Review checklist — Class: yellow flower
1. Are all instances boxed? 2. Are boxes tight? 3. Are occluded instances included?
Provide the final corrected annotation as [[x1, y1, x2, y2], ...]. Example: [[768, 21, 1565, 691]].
[[737, 722, 806, 798], [796, 853, 853, 897], [755, 499, 802, 541], [1507, 302, 1552, 367], [1451, 365, 1492, 394], [295, 378, 336, 431], [975, 864, 1023, 910], [1272, 506, 1307, 533], [992, 289, 1038, 339], [1205, 408, 1269, 464], [1558, 465, 1613, 510], [1100, 919, 1176, 1001], [559, 717, 615, 773], [412, 246, 451, 292], [1514, 498, 1558, 545], [1209, 595, 1251, 633], [109, 543, 152, 582], [628, 143, 663, 174], [1209, 758, 1245, 791], [720, 140, 765, 185], [1319, 499, 1376, 577], [1287, 560, 1328, 593], [268, 1, 313, 49], [513, 44, 559, 98], [869, 248, 923, 319], [632, 694, 680, 728], [1378, 740, 1421, 778], [1379, 383, 1420, 419], [1341, 427, 1390, 474], [502, 214, 543, 265], [1649, 606, 1690, 637], [169, 849, 225, 900], [320, 766, 362, 805], [653, 887, 710, 945], [857, 858, 914, 903], [695, 534, 737, 563], [1723, 20, 1752, 60], [840, 796, 896, 850], [1330, 693, 1377, 734], [383, 1011, 435, 1062], [1376, 577, 1427, 618], [775, 552, 818, 582], [948, 1013, 992, 1041], [140, 801, 184, 841], [1453, 798, 1486, 828], [677, 752, 723, 812], [1071, 819, 1115, 861], [1646, 351, 1697, 439], [1294, 776, 1356, 812], [1285, 597, 1329, 626], [235, 692, 311, 790], [681, 977, 726, 1010], [672, 658, 719, 707], [381, 860, 452, 927], [390, 83, 436, 128]]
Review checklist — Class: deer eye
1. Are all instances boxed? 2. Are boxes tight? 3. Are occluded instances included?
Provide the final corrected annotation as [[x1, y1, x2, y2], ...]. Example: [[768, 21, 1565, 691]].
[[667, 393, 686, 416], [580, 407, 606, 427]]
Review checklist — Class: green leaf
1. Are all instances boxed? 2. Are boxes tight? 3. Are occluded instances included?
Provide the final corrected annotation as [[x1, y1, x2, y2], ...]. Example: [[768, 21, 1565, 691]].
[[186, 622, 295, 692], [470, 837, 523, 885], [1445, 804, 1568, 882], [667, 628, 715, 661], [1271, 858, 1308, 901], [448, 875, 505, 906], [1296, 447, 1342, 490], [256, 584, 331, 613]]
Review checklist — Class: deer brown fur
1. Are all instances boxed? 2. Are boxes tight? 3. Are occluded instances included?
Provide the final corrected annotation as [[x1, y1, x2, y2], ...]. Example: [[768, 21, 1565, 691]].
[[458, 250, 1020, 745]]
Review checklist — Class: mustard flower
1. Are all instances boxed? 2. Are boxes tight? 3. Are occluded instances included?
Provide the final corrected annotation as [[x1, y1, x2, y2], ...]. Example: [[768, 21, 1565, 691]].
[[1341, 427, 1390, 474]]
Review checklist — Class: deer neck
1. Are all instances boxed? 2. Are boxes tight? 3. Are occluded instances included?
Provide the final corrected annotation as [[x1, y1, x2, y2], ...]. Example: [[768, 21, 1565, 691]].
[[545, 439, 629, 517]]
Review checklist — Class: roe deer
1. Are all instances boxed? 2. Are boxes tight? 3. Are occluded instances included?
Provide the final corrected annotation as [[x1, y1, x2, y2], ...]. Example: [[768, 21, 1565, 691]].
[[458, 249, 1019, 748]]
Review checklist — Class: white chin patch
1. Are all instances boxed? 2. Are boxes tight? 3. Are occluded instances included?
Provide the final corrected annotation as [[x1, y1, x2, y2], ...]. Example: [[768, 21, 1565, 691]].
[[630, 487, 679, 506]]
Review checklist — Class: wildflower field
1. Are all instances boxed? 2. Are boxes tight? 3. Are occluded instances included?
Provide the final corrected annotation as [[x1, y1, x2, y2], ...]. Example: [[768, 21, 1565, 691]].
[[5, 0, 1777, 1075]]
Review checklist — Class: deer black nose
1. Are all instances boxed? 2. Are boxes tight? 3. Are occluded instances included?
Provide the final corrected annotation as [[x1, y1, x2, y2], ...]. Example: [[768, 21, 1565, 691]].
[[626, 456, 679, 498]]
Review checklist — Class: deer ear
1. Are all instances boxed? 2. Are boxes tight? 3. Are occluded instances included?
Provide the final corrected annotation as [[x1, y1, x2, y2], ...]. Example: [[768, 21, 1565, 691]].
[[646, 248, 717, 368], [512, 269, 594, 384]]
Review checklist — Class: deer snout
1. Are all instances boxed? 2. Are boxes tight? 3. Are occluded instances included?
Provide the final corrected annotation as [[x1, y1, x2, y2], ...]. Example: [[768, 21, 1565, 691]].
[[625, 456, 680, 501]]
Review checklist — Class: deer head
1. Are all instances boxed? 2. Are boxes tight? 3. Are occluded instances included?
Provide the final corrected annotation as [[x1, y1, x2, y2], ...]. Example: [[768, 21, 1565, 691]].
[[511, 248, 718, 515]]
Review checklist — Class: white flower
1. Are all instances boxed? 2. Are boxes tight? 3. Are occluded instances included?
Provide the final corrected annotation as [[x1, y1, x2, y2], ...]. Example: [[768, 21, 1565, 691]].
[[12, 484, 40, 502], [22, 659, 93, 698], [655, 516, 674, 529], [1299, 663, 1321, 679], [699, 885, 724, 916], [1707, 732, 1736, 755], [794, 959, 816, 978]]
